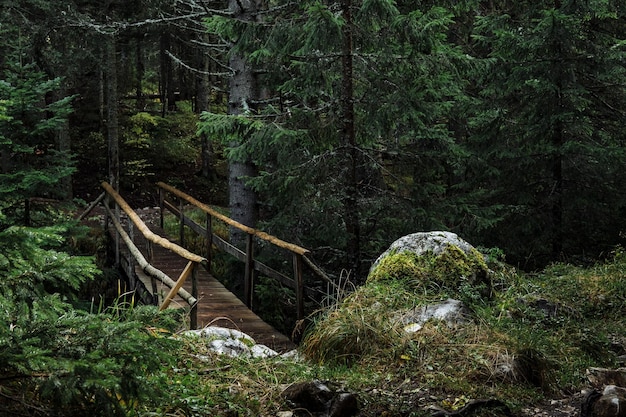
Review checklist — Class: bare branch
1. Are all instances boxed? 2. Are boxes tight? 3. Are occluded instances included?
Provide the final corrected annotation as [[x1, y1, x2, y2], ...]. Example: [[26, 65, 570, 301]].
[[165, 50, 234, 77]]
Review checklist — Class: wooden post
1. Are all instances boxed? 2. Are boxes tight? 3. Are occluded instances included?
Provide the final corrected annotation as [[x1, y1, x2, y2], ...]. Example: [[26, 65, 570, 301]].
[[114, 203, 120, 267], [206, 212, 213, 272], [104, 194, 110, 237], [147, 240, 157, 305], [191, 264, 198, 329], [244, 234, 254, 309], [159, 187, 164, 229], [128, 222, 135, 282], [293, 253, 304, 320], [178, 198, 184, 246]]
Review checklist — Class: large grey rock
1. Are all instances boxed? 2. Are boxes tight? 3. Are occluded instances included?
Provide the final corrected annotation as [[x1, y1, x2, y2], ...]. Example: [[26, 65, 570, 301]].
[[371, 231, 477, 271], [182, 326, 279, 358], [401, 299, 471, 333]]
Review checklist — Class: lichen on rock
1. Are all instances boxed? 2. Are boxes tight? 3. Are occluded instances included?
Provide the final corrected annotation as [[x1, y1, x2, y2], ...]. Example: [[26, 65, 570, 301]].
[[367, 232, 490, 298]]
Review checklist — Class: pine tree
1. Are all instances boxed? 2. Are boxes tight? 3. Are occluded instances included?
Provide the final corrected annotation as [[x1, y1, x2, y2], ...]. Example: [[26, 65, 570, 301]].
[[469, 0, 626, 267], [0, 29, 75, 225]]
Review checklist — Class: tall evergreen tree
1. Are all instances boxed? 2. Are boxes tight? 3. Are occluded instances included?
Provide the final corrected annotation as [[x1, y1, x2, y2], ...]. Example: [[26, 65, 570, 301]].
[[469, 0, 626, 267], [200, 0, 476, 279], [0, 26, 75, 225]]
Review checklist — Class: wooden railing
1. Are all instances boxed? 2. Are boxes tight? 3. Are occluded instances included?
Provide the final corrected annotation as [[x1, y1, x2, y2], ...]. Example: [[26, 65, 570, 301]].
[[156, 182, 333, 320], [80, 182, 206, 328]]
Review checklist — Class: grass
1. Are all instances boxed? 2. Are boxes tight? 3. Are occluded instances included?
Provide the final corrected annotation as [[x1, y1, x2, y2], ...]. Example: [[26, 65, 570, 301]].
[[138, 222, 626, 416]]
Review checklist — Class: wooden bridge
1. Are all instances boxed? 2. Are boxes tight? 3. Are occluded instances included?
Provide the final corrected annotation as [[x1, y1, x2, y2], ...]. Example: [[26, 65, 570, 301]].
[[80, 182, 334, 353]]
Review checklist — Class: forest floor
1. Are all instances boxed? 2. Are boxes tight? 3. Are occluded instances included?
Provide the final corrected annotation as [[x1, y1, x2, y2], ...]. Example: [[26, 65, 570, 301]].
[[72, 161, 609, 417]]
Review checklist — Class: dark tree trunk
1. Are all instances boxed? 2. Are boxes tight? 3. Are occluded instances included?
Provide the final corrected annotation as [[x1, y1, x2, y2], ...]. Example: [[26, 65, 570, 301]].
[[160, 32, 175, 115], [226, 0, 263, 247], [106, 36, 120, 191], [551, 122, 564, 259], [196, 35, 215, 180], [341, 0, 361, 279], [56, 105, 72, 200], [136, 35, 145, 111]]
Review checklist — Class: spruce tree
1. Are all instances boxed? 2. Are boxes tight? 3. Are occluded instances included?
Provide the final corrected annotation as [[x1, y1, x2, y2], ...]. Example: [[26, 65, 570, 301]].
[[469, 0, 626, 267], [198, 1, 477, 279], [0, 30, 75, 225]]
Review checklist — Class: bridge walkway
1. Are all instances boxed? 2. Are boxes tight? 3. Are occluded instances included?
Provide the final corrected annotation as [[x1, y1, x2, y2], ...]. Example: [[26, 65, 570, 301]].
[[132, 220, 296, 353]]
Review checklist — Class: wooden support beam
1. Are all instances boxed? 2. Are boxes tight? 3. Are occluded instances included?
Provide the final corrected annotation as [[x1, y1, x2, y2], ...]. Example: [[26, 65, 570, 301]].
[[294, 253, 304, 320], [160, 261, 196, 310], [103, 204, 198, 307]]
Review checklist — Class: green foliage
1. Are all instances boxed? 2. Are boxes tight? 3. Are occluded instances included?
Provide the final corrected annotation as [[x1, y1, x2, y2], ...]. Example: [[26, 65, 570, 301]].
[[0, 57, 75, 223], [121, 108, 200, 188], [0, 220, 184, 416], [197, 1, 487, 279], [0, 226, 98, 304], [466, 1, 626, 268]]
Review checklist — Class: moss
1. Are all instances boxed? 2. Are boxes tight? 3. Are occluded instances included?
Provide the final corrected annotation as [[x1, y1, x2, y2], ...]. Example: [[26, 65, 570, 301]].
[[367, 244, 490, 298], [367, 250, 429, 283]]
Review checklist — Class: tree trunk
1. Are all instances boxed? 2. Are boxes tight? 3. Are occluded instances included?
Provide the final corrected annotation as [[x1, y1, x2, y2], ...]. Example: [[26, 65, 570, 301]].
[[160, 32, 175, 115], [136, 35, 145, 111], [56, 109, 72, 200], [106, 36, 120, 191], [227, 0, 263, 247], [196, 34, 215, 180], [341, 0, 361, 279]]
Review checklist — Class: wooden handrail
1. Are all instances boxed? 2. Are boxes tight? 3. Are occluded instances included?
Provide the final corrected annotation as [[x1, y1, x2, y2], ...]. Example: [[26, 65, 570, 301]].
[[102, 182, 207, 265], [103, 203, 197, 307], [156, 181, 309, 256], [99, 182, 200, 327], [157, 182, 331, 320]]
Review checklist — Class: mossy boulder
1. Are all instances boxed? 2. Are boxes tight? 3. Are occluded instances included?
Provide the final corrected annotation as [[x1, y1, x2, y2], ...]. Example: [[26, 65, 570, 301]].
[[368, 232, 490, 298]]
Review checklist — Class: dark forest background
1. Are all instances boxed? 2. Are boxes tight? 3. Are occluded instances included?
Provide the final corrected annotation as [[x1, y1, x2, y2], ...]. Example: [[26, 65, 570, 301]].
[[2, 0, 626, 279]]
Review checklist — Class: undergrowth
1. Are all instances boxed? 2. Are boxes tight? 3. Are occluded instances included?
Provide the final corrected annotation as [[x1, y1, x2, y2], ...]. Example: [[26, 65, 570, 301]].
[[132, 212, 626, 414]]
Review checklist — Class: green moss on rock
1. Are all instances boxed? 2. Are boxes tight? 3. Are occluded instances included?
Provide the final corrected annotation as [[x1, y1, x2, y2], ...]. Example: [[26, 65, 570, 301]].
[[367, 244, 490, 297]]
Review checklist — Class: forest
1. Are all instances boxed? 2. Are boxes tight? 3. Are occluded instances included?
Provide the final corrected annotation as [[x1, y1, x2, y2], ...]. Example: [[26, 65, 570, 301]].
[[3, 0, 626, 275], [1, 0, 626, 416]]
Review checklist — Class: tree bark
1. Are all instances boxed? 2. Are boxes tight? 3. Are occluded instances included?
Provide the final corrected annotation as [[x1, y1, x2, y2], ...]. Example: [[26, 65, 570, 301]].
[[136, 35, 145, 111], [226, 0, 263, 247], [106, 35, 120, 191], [196, 33, 215, 180], [160, 32, 175, 115], [341, 0, 361, 279], [56, 109, 72, 200]]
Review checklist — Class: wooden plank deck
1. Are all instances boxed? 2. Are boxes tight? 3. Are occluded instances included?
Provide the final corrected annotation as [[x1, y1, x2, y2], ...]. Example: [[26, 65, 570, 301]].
[[97, 208, 296, 353]]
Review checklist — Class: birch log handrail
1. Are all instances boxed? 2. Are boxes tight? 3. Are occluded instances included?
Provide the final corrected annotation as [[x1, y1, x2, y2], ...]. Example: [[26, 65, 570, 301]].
[[156, 181, 309, 256], [100, 181, 205, 328], [102, 202, 198, 307], [102, 182, 207, 266], [156, 182, 333, 320]]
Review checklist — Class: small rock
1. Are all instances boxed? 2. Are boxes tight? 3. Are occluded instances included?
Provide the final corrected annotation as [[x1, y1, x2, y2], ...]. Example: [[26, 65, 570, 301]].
[[587, 368, 626, 388], [401, 299, 470, 333], [329, 392, 359, 417], [182, 326, 278, 358], [283, 381, 334, 412], [283, 381, 359, 417]]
